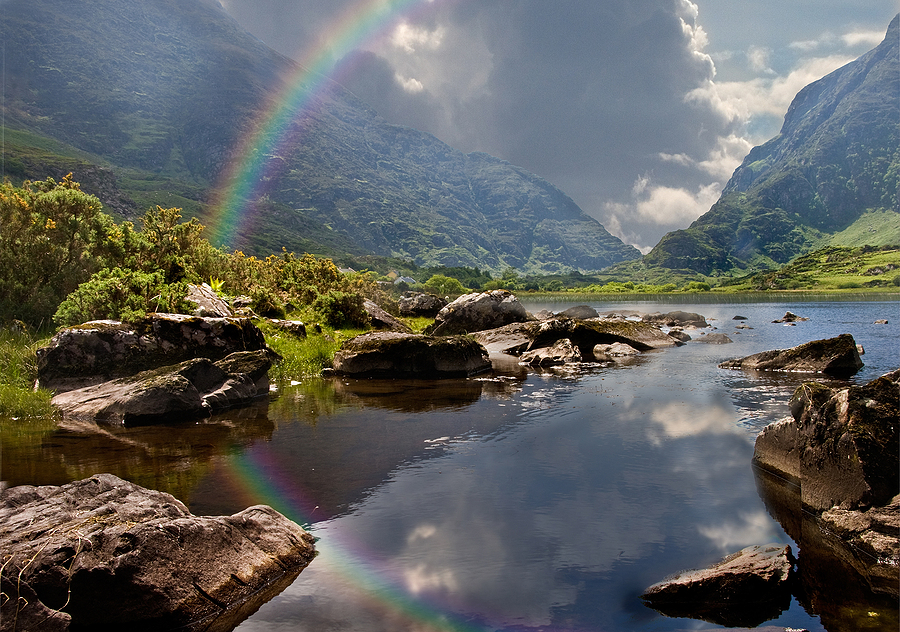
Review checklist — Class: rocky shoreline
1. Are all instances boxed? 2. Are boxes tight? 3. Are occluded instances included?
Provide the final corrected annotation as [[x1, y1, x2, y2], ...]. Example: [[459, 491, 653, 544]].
[[4, 290, 897, 630]]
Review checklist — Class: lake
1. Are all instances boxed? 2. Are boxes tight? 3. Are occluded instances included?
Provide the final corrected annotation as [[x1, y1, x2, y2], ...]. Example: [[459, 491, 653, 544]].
[[3, 297, 898, 631]]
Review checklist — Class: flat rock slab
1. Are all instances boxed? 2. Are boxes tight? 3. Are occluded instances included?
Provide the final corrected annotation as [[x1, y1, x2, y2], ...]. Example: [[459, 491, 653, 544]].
[[718, 333, 863, 376], [37, 314, 269, 393], [51, 350, 274, 425], [0, 474, 316, 631], [332, 332, 491, 378], [642, 544, 795, 627]]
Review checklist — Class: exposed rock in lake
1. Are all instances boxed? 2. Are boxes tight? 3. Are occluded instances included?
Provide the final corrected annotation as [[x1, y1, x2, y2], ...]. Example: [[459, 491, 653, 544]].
[[520, 338, 582, 366], [50, 350, 276, 426], [558, 305, 599, 319], [0, 474, 316, 631], [398, 291, 448, 317], [331, 332, 491, 378], [37, 314, 269, 393], [642, 310, 709, 328], [641, 544, 795, 627], [185, 282, 233, 317], [426, 290, 530, 336], [772, 311, 809, 323], [754, 368, 900, 512], [718, 333, 863, 376], [364, 299, 413, 333], [667, 328, 692, 342], [593, 342, 641, 360], [695, 332, 734, 344]]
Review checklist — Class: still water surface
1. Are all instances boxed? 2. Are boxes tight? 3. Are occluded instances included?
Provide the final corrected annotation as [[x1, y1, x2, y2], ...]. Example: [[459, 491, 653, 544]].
[[4, 298, 899, 631]]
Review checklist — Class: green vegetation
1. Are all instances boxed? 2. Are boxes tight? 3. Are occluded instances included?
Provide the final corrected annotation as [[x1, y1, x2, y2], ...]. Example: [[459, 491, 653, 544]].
[[0, 327, 56, 421]]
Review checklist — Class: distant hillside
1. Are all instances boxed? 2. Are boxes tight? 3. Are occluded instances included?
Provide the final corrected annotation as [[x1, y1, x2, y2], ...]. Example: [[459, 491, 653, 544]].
[[642, 14, 899, 276], [0, 0, 639, 274]]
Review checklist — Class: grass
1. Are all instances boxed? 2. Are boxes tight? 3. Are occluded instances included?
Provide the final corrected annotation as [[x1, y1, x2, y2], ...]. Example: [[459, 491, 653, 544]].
[[256, 319, 366, 382], [0, 328, 57, 422]]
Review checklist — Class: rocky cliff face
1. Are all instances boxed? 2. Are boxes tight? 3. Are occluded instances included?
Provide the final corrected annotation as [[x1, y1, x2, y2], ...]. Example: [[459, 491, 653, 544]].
[[644, 15, 899, 274]]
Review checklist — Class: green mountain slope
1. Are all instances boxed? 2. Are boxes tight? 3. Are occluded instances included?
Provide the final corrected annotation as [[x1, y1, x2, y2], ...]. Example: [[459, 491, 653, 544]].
[[643, 14, 899, 276], [0, 0, 639, 274]]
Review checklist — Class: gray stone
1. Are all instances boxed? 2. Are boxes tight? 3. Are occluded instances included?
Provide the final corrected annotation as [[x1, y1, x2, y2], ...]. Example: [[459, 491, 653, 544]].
[[332, 332, 491, 378], [667, 329, 692, 342], [642, 544, 795, 627], [364, 299, 413, 333], [642, 310, 709, 328], [268, 319, 308, 338], [696, 333, 734, 344], [520, 338, 582, 366], [50, 350, 274, 425], [185, 283, 233, 317], [398, 292, 448, 317], [0, 474, 315, 631], [37, 314, 269, 393], [427, 290, 529, 336], [753, 369, 900, 512], [593, 342, 641, 360], [772, 311, 809, 323], [558, 305, 599, 319], [718, 334, 863, 376]]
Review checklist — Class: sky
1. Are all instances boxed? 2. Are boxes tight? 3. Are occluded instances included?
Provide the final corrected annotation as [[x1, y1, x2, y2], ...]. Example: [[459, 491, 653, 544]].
[[219, 0, 896, 252]]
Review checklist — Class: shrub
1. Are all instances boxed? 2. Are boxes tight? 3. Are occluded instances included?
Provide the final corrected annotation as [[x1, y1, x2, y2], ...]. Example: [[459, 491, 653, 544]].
[[251, 286, 286, 319], [312, 291, 370, 328], [424, 274, 467, 296]]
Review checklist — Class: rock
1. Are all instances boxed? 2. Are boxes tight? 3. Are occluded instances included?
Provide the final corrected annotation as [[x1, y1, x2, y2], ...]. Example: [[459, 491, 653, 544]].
[[874, 319, 889, 324], [185, 283, 233, 317], [37, 314, 269, 393], [50, 350, 275, 425], [667, 329, 692, 342], [642, 310, 709, 328], [641, 544, 795, 627], [753, 369, 900, 512], [593, 342, 641, 360], [772, 311, 809, 323], [558, 305, 599, 319], [733, 315, 748, 320], [426, 290, 529, 336], [520, 338, 582, 366], [533, 309, 555, 320], [820, 495, 900, 575], [397, 291, 448, 317], [363, 299, 413, 333], [696, 333, 734, 344], [0, 474, 315, 631], [267, 319, 308, 338], [331, 332, 491, 378], [718, 334, 863, 376]]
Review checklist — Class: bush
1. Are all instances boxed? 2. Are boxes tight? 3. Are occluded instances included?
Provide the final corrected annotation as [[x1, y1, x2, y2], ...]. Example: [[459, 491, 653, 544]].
[[424, 274, 467, 296], [251, 286, 286, 319], [312, 291, 370, 328], [53, 267, 191, 325]]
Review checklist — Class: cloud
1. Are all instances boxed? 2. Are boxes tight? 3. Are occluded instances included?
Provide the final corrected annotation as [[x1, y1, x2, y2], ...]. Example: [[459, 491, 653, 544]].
[[390, 21, 445, 53]]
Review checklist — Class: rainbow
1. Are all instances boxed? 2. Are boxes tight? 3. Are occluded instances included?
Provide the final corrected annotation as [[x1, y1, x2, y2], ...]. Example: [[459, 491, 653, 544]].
[[226, 449, 483, 632], [205, 0, 446, 248]]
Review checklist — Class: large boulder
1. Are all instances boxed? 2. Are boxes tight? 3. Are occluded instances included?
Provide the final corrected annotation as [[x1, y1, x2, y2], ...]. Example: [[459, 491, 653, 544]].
[[331, 332, 491, 378], [398, 291, 448, 317], [641, 544, 795, 627], [426, 290, 529, 336], [185, 283, 233, 317], [519, 338, 582, 367], [50, 350, 276, 425], [37, 314, 269, 393], [753, 369, 900, 512], [718, 333, 863, 376], [0, 474, 316, 631]]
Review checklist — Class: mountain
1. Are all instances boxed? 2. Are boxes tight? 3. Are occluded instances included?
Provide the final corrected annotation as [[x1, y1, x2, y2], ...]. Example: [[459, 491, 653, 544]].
[[642, 15, 899, 276], [0, 0, 639, 274]]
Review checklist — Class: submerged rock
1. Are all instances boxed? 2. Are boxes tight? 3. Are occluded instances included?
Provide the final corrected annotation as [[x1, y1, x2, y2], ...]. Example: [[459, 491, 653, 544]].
[[718, 333, 863, 376], [695, 333, 733, 344], [331, 332, 491, 378], [642, 544, 795, 627], [0, 474, 316, 631], [426, 290, 529, 336]]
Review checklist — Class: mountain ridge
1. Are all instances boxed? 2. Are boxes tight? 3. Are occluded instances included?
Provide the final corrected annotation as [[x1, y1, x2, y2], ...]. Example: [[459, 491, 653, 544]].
[[641, 14, 899, 276], [0, 0, 639, 274]]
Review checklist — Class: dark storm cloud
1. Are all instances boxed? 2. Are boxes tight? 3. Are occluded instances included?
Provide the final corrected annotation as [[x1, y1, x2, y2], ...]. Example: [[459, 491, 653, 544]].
[[219, 0, 895, 251]]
